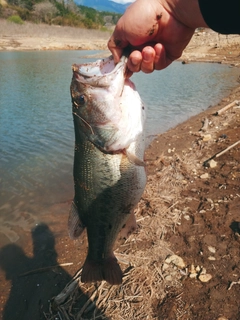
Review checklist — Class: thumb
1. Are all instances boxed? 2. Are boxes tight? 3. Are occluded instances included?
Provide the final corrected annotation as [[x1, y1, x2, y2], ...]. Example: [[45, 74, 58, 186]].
[[108, 33, 129, 64]]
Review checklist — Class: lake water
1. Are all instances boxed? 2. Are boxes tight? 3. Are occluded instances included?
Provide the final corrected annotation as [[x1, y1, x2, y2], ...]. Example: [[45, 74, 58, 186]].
[[0, 50, 239, 247]]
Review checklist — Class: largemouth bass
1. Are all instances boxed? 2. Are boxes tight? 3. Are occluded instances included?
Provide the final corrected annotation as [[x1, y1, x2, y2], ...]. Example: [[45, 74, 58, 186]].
[[69, 55, 146, 285]]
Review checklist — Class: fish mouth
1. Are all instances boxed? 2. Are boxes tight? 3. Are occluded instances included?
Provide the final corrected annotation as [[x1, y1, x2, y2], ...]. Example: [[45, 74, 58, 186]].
[[72, 55, 127, 88]]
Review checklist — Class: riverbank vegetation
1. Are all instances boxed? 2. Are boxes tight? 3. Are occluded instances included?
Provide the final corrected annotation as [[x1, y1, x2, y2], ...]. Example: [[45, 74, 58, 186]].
[[0, 0, 121, 29]]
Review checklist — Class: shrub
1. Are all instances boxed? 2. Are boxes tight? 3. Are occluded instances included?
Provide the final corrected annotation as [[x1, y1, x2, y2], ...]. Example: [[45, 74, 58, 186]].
[[7, 14, 24, 24]]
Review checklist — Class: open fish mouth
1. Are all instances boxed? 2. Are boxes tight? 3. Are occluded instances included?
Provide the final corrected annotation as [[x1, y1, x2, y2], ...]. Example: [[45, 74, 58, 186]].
[[72, 55, 127, 88]]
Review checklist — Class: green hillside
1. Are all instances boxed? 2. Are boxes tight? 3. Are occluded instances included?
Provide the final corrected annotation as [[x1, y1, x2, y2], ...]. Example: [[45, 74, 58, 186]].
[[0, 0, 121, 29]]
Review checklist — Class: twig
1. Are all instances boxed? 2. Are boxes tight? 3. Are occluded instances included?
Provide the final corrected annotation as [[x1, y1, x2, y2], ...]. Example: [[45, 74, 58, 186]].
[[204, 139, 240, 166], [228, 279, 240, 290], [215, 100, 239, 116], [215, 140, 240, 158], [76, 282, 105, 318], [18, 263, 73, 277], [54, 278, 79, 306]]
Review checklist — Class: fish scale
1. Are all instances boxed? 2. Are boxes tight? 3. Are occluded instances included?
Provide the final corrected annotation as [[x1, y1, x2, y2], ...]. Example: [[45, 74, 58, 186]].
[[68, 55, 146, 285]]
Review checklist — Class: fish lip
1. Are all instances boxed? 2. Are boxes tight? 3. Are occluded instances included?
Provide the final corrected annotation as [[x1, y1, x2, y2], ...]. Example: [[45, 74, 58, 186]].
[[72, 55, 127, 87]]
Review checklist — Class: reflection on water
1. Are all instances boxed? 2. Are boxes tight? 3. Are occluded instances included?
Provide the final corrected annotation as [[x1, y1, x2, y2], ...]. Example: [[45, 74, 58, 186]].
[[0, 50, 239, 246]]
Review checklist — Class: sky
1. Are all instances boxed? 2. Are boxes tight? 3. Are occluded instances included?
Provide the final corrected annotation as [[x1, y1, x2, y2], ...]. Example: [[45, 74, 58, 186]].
[[111, 0, 135, 4]]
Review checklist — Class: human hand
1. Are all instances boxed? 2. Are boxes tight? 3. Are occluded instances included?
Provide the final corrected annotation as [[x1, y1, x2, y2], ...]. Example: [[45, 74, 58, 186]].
[[108, 0, 205, 75]]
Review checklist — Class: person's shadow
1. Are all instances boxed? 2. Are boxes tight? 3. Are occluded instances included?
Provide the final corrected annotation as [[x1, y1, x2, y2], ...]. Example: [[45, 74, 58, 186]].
[[0, 223, 107, 320]]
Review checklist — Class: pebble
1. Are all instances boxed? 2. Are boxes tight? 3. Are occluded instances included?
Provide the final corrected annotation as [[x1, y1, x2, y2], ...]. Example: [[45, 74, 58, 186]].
[[165, 275, 172, 281], [200, 173, 209, 179], [209, 159, 217, 168], [198, 274, 212, 282], [208, 246, 216, 253], [165, 255, 186, 269], [202, 134, 212, 141]]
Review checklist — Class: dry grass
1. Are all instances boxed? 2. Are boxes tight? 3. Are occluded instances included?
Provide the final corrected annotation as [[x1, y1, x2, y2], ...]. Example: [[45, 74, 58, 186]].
[[0, 18, 111, 40], [45, 151, 200, 320]]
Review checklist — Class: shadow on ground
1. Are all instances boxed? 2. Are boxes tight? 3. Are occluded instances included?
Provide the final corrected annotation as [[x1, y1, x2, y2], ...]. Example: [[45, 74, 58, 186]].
[[0, 223, 107, 320]]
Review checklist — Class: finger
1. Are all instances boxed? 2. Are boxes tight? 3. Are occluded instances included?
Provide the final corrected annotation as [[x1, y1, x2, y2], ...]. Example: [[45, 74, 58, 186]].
[[141, 46, 156, 73], [154, 43, 174, 70], [128, 50, 142, 73], [107, 36, 124, 64]]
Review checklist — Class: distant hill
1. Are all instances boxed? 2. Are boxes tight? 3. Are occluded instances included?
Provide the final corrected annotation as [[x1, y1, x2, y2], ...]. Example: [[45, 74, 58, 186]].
[[74, 0, 132, 13], [0, 0, 124, 28]]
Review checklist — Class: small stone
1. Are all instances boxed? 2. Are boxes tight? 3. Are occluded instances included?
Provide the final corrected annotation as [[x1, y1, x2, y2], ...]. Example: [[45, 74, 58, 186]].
[[208, 256, 216, 261], [190, 264, 196, 274], [165, 275, 172, 281], [200, 267, 207, 275], [199, 274, 212, 282], [162, 263, 169, 271], [208, 246, 216, 253], [165, 255, 186, 269], [189, 273, 197, 279], [195, 265, 201, 272], [209, 159, 217, 168], [217, 317, 228, 320], [202, 134, 212, 141], [200, 173, 209, 179]]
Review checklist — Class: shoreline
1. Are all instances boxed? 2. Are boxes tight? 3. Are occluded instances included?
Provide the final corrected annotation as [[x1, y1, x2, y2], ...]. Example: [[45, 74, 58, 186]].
[[0, 19, 240, 66], [0, 20, 240, 319]]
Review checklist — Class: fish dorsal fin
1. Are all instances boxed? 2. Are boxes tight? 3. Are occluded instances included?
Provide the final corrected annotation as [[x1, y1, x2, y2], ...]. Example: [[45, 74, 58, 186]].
[[125, 149, 146, 167], [68, 202, 85, 239]]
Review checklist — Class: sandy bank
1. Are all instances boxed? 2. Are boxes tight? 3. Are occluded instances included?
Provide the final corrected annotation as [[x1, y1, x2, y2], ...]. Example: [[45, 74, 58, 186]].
[[0, 19, 240, 66]]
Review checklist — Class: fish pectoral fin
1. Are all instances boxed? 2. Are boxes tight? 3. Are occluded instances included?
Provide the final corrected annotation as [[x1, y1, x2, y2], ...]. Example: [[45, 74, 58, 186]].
[[68, 201, 85, 239], [125, 149, 146, 167]]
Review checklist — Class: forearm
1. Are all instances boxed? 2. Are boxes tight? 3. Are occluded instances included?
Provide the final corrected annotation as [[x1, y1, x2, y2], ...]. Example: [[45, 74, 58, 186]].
[[199, 0, 240, 34], [162, 0, 240, 34]]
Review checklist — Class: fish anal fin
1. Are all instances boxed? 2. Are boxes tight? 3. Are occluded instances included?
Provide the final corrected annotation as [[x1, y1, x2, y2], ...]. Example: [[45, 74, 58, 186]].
[[68, 202, 85, 239], [125, 149, 145, 167]]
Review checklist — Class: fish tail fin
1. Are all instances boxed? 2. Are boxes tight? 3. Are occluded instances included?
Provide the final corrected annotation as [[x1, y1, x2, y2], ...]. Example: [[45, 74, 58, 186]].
[[81, 255, 123, 285], [68, 201, 85, 239], [81, 258, 103, 283], [102, 256, 123, 285]]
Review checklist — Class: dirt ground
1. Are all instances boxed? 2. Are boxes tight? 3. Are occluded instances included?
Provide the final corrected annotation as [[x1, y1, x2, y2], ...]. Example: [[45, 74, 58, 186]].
[[0, 24, 239, 320]]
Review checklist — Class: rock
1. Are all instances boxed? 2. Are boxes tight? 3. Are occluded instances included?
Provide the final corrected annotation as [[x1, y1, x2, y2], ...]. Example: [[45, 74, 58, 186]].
[[198, 274, 212, 282], [165, 255, 186, 269], [200, 173, 209, 179], [209, 159, 217, 168], [189, 273, 197, 279], [162, 263, 169, 271], [165, 275, 172, 281], [208, 246, 216, 253], [202, 134, 212, 141], [208, 256, 216, 260]]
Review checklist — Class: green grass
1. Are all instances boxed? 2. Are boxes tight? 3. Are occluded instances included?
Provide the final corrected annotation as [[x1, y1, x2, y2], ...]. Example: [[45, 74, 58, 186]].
[[7, 15, 24, 24]]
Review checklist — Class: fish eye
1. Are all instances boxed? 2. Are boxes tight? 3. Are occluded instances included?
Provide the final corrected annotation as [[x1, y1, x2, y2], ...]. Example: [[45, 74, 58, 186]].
[[77, 94, 85, 106]]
